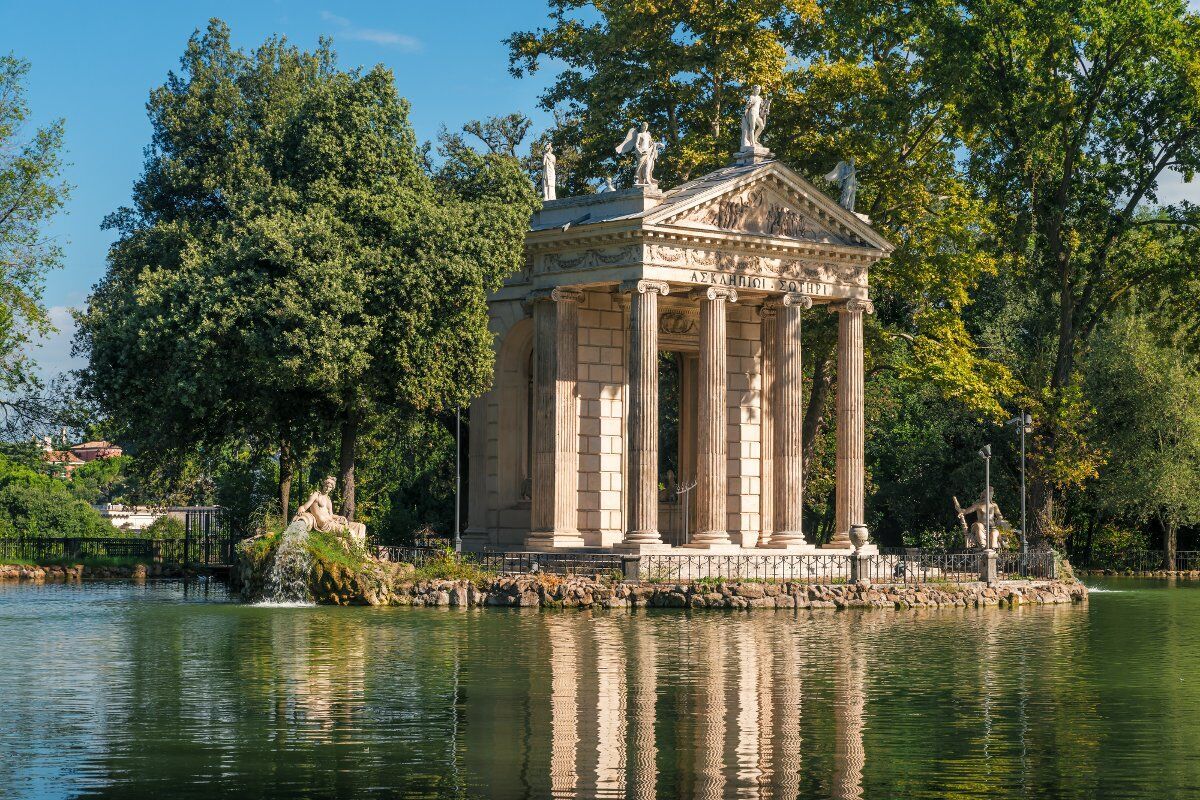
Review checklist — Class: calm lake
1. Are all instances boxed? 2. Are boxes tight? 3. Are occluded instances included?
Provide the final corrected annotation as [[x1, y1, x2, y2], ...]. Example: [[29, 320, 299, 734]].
[[0, 578, 1196, 799]]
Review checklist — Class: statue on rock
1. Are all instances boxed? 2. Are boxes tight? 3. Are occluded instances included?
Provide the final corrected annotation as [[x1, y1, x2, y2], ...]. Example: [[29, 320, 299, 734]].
[[824, 157, 859, 213], [615, 122, 662, 187], [541, 143, 556, 201], [954, 493, 1005, 550], [294, 476, 367, 546], [740, 85, 771, 150]]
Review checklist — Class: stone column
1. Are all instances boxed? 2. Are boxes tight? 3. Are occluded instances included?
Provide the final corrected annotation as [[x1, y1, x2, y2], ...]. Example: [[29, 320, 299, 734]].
[[757, 303, 777, 549], [619, 280, 670, 552], [831, 299, 873, 549], [462, 391, 491, 551], [527, 288, 585, 549], [769, 293, 813, 549], [689, 287, 736, 548]]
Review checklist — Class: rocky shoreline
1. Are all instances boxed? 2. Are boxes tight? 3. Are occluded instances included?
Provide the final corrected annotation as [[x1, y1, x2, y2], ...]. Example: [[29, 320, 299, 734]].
[[281, 571, 1089, 610], [0, 563, 189, 582]]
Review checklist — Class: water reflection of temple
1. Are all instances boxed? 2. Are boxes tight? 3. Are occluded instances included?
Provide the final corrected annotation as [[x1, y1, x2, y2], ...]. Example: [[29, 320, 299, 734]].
[[482, 612, 877, 800]]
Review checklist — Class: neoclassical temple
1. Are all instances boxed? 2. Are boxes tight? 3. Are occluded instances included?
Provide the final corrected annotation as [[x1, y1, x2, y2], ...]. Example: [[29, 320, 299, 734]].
[[464, 145, 892, 554]]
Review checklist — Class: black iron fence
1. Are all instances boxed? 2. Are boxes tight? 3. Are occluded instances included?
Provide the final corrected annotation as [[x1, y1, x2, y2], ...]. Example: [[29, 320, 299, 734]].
[[0, 522, 233, 568], [1077, 550, 1200, 573]]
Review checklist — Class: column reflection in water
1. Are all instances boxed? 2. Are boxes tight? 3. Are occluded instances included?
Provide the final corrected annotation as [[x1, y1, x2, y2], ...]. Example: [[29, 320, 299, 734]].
[[735, 621, 763, 795], [831, 620, 867, 800], [594, 618, 628, 797], [773, 618, 803, 800], [630, 621, 658, 800], [695, 619, 728, 800], [548, 615, 581, 797]]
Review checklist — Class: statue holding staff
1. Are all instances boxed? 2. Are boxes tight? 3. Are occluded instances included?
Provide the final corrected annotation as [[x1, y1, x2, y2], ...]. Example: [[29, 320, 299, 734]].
[[541, 143, 557, 201], [824, 157, 859, 212]]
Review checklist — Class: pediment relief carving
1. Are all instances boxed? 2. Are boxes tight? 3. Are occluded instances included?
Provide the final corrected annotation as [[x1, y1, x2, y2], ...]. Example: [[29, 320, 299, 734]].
[[667, 185, 855, 245], [646, 243, 866, 286], [539, 244, 640, 272]]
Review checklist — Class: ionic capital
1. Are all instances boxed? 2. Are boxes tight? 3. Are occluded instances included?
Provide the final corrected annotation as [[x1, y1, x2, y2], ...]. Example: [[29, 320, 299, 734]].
[[757, 302, 778, 320], [690, 286, 738, 303], [829, 298, 874, 315], [527, 287, 585, 305], [781, 292, 813, 310], [620, 279, 670, 296]]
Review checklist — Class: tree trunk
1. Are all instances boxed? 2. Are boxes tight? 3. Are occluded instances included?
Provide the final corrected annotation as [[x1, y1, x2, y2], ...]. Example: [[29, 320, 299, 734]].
[[1164, 518, 1177, 572], [279, 434, 294, 519], [801, 346, 835, 474], [338, 408, 360, 521]]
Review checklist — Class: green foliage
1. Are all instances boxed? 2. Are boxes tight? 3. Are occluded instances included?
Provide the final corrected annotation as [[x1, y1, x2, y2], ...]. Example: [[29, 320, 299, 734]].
[[0, 455, 110, 538], [67, 455, 131, 504], [75, 20, 538, 521], [410, 549, 494, 583], [1084, 311, 1200, 548], [142, 515, 184, 540], [0, 53, 74, 435], [305, 529, 370, 573]]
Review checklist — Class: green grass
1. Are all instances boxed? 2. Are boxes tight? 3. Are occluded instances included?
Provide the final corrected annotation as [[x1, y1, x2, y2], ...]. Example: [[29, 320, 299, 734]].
[[410, 550, 495, 583], [0, 555, 148, 569], [306, 529, 371, 572]]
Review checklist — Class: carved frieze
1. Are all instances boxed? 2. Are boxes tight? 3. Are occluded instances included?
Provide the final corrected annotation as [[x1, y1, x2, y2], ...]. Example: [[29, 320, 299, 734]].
[[646, 243, 866, 286], [541, 245, 640, 272], [659, 311, 696, 335], [676, 186, 853, 245]]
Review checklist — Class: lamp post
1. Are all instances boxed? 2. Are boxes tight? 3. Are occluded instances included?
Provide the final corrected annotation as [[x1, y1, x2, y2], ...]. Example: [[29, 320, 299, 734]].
[[1006, 410, 1033, 556], [978, 444, 992, 550]]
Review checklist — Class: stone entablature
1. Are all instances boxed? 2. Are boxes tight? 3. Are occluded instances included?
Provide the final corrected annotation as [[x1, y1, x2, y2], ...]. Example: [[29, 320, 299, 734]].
[[472, 155, 893, 554]]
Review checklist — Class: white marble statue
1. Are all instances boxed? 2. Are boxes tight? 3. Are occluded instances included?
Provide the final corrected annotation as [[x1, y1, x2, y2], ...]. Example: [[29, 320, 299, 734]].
[[541, 143, 556, 201], [616, 122, 661, 187], [954, 493, 1004, 550], [740, 85, 771, 150], [294, 476, 367, 546], [824, 157, 858, 212]]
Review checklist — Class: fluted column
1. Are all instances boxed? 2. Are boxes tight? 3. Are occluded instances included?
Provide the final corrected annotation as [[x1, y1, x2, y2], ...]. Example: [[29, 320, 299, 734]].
[[831, 299, 873, 549], [621, 280, 670, 550], [758, 304, 777, 549], [770, 293, 812, 549], [462, 391, 491, 551], [528, 288, 585, 549], [689, 287, 736, 548]]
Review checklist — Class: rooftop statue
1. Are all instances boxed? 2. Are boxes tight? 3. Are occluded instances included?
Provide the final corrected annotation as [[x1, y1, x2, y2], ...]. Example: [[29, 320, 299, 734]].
[[740, 85, 771, 150], [615, 122, 662, 187], [294, 476, 367, 546], [541, 143, 557, 201], [824, 157, 859, 213]]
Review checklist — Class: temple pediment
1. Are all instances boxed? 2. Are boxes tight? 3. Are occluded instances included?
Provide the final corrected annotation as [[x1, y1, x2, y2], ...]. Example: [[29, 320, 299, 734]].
[[642, 161, 892, 254]]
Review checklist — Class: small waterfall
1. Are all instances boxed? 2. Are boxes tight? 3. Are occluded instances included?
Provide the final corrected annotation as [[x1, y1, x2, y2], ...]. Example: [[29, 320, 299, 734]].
[[258, 520, 314, 605]]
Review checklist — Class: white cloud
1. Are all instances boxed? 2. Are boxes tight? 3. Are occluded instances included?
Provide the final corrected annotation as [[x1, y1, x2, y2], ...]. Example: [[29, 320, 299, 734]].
[[32, 306, 83, 382], [320, 11, 422, 52]]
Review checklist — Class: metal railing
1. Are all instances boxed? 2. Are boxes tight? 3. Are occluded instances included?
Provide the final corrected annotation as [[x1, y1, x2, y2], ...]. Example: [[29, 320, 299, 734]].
[[640, 553, 853, 583], [868, 550, 983, 585], [0, 533, 234, 567], [1078, 550, 1200, 572], [996, 550, 1057, 580], [478, 551, 626, 576]]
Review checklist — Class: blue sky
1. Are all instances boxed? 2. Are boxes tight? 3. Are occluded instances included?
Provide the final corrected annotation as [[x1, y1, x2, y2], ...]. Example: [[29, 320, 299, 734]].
[[5, 0, 1199, 379], [4, 0, 560, 377]]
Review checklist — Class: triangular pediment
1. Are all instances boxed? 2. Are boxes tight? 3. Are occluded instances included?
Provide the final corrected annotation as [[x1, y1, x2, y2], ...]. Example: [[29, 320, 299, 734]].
[[643, 161, 893, 254]]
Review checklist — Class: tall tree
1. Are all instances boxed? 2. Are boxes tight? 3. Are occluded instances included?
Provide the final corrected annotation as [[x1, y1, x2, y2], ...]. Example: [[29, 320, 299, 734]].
[[1085, 310, 1200, 568], [77, 21, 537, 523], [928, 0, 1200, 531], [0, 54, 71, 435]]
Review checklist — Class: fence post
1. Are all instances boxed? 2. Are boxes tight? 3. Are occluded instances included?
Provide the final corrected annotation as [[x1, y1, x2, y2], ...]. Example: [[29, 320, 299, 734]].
[[64, 537, 81, 562], [622, 556, 641, 582], [982, 549, 998, 586]]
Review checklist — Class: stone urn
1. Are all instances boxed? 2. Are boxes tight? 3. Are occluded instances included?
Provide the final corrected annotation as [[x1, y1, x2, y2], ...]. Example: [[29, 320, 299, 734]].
[[849, 524, 870, 550]]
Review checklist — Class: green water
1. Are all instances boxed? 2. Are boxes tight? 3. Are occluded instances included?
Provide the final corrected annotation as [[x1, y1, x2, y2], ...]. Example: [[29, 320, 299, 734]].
[[0, 578, 1196, 799]]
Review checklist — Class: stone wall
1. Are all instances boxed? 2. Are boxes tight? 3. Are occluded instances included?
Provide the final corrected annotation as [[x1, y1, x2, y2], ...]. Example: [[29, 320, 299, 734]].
[[339, 575, 1088, 609], [0, 563, 187, 581]]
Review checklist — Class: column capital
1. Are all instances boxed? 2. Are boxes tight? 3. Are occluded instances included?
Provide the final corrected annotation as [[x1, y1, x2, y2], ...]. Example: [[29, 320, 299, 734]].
[[620, 279, 670, 296], [690, 286, 738, 303], [830, 298, 874, 315], [528, 287, 585, 305], [757, 302, 778, 319], [781, 292, 813, 310]]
